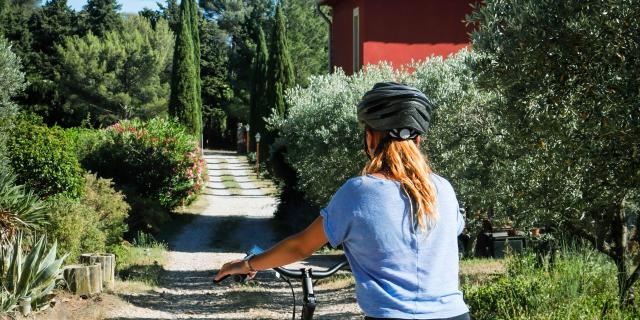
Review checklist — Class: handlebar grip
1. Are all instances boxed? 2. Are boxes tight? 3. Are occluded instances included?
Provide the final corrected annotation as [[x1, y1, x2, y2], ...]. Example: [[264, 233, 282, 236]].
[[213, 274, 248, 285]]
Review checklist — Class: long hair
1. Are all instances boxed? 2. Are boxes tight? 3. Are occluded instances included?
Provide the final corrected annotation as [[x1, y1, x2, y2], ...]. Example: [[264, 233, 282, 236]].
[[361, 128, 438, 230]]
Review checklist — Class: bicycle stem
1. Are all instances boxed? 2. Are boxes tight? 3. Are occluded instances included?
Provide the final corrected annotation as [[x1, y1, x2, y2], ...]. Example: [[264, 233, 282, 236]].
[[301, 268, 317, 320]]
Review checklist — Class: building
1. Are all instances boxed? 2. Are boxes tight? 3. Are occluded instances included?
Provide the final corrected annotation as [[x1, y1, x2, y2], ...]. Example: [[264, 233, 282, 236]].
[[317, 0, 474, 74]]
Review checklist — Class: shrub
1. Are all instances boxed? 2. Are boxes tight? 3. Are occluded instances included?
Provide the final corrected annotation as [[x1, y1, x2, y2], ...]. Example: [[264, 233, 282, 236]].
[[463, 249, 640, 319], [83, 118, 206, 210], [6, 116, 84, 199], [46, 197, 105, 261], [270, 65, 404, 208], [273, 52, 505, 236], [82, 173, 129, 249], [64, 127, 110, 164], [44, 173, 130, 262], [122, 191, 170, 234]]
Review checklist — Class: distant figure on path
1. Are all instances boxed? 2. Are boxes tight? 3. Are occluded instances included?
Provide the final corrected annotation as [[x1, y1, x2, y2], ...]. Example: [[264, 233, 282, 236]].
[[236, 122, 245, 154]]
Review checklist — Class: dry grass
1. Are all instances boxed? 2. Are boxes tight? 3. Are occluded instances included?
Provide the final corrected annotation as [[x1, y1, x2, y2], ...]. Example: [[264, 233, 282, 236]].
[[460, 258, 505, 286], [111, 279, 155, 295]]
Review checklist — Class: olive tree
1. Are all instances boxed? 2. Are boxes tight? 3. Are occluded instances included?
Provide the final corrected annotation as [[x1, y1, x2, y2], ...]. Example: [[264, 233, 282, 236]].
[[469, 0, 640, 304], [0, 36, 25, 169], [411, 50, 512, 232]]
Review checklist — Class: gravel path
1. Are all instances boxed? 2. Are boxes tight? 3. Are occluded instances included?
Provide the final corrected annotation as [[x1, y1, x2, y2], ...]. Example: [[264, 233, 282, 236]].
[[107, 151, 361, 320]]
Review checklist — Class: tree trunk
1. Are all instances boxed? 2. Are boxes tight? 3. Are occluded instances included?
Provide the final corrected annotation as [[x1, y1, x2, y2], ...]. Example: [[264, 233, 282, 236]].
[[63, 264, 103, 296], [80, 253, 116, 290], [611, 199, 632, 306]]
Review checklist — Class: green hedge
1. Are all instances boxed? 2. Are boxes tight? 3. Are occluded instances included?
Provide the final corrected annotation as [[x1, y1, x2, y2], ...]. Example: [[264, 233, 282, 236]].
[[6, 116, 84, 199]]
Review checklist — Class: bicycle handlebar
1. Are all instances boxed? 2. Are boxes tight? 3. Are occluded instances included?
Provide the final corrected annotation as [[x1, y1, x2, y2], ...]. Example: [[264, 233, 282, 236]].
[[273, 259, 349, 279], [214, 245, 349, 285]]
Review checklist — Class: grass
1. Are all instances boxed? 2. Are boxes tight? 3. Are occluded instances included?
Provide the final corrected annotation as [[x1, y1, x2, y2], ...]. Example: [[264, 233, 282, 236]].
[[460, 258, 504, 286], [464, 248, 640, 320], [220, 175, 244, 195], [113, 241, 167, 293]]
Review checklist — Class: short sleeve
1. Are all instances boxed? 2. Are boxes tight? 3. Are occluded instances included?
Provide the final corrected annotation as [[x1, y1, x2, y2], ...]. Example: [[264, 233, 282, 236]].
[[320, 179, 360, 248]]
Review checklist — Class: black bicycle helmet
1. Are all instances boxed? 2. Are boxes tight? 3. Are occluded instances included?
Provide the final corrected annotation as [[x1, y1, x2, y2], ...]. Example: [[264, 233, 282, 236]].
[[357, 82, 434, 139]]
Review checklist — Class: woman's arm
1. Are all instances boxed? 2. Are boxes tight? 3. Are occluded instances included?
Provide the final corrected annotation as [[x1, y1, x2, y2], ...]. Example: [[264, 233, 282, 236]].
[[214, 216, 328, 281]]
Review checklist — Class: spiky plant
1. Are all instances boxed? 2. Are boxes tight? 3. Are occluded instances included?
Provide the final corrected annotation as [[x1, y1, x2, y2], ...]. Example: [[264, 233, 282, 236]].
[[0, 170, 48, 246], [0, 234, 67, 313]]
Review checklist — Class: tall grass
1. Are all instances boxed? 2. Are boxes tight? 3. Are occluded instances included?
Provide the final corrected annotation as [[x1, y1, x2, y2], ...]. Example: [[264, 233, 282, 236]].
[[464, 246, 640, 319], [112, 232, 167, 291]]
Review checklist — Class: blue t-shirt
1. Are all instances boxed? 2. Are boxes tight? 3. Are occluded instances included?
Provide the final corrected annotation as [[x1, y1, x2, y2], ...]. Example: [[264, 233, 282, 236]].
[[320, 174, 469, 319]]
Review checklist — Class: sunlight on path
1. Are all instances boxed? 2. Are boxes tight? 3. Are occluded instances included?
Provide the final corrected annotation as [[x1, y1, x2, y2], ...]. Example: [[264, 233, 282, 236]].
[[107, 150, 359, 320]]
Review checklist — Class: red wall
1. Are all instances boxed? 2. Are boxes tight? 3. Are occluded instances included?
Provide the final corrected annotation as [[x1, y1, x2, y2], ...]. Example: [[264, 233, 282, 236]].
[[328, 0, 474, 74], [329, 0, 363, 75]]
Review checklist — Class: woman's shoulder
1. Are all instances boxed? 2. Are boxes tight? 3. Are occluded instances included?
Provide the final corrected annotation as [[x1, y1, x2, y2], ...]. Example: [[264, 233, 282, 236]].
[[430, 173, 452, 188], [338, 174, 456, 196], [336, 175, 397, 194]]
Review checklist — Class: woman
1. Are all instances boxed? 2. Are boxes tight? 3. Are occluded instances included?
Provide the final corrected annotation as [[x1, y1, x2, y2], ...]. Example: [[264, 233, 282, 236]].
[[215, 82, 470, 320]]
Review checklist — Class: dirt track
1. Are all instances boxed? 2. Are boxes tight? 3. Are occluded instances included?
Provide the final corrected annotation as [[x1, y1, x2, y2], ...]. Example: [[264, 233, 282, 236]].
[[106, 151, 361, 320]]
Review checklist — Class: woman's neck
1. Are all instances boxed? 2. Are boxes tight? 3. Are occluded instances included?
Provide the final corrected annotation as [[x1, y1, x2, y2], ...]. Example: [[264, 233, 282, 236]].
[[369, 172, 390, 179]]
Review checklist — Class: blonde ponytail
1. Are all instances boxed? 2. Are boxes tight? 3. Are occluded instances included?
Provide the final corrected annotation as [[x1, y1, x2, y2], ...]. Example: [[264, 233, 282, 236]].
[[362, 130, 438, 230]]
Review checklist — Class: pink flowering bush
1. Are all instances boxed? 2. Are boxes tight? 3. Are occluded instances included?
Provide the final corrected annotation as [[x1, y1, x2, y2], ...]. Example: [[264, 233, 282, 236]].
[[83, 118, 207, 212]]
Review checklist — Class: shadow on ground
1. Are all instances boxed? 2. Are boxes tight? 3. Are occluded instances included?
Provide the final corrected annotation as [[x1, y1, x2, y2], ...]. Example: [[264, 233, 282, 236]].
[[109, 268, 360, 320]]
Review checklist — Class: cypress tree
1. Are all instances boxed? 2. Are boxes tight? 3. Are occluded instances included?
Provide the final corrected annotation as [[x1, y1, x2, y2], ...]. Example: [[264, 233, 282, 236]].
[[266, 4, 295, 117], [169, 0, 201, 136], [188, 0, 202, 138], [249, 25, 268, 152]]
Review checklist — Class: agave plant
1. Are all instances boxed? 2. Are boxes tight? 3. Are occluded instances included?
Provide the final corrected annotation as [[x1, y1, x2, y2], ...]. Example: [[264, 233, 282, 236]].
[[0, 233, 67, 313], [0, 170, 48, 246]]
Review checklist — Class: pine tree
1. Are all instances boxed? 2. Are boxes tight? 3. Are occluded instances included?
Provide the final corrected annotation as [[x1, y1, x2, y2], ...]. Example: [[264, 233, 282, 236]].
[[158, 0, 180, 32], [81, 0, 122, 37], [22, 0, 78, 124], [169, 0, 201, 136], [266, 4, 295, 117], [283, 0, 329, 86], [249, 25, 268, 152]]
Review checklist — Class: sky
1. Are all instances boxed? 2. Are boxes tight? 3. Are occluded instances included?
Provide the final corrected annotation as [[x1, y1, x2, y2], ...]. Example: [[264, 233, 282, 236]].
[[67, 0, 160, 13]]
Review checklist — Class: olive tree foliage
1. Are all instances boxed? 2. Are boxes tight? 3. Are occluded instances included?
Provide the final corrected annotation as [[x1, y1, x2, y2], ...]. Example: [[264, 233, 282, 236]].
[[0, 37, 25, 169], [272, 52, 507, 228], [468, 0, 640, 304], [412, 50, 509, 229], [56, 16, 174, 126], [270, 64, 407, 206]]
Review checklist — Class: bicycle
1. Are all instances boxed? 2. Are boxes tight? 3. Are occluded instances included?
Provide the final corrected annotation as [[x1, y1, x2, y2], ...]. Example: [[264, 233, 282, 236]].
[[215, 245, 351, 320]]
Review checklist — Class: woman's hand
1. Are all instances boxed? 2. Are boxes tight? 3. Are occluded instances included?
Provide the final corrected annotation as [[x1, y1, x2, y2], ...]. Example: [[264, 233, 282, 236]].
[[214, 216, 329, 283], [214, 259, 256, 282]]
